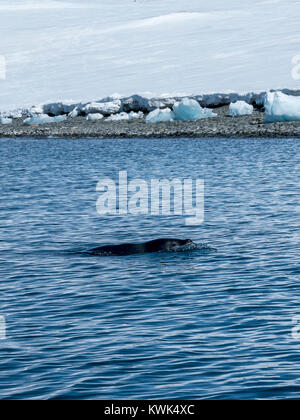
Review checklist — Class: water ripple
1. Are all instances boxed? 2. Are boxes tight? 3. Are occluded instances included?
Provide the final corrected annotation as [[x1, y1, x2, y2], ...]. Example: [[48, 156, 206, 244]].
[[0, 137, 300, 400]]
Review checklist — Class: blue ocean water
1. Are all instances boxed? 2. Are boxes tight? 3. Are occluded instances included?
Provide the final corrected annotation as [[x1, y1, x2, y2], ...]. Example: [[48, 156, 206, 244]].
[[0, 137, 299, 400]]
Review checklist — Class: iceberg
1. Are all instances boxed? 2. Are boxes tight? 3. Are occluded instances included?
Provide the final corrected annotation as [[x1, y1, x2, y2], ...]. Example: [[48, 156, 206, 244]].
[[229, 101, 253, 116], [24, 114, 67, 125], [173, 98, 217, 121], [86, 113, 103, 121], [146, 108, 175, 123], [0, 117, 12, 125], [265, 91, 300, 123]]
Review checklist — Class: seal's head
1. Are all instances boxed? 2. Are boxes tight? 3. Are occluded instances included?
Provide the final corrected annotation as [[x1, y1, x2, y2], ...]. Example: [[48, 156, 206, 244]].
[[164, 238, 196, 252]]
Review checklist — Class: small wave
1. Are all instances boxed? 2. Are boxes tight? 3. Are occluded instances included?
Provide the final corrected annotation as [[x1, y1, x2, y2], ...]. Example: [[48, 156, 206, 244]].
[[195, 243, 217, 252]]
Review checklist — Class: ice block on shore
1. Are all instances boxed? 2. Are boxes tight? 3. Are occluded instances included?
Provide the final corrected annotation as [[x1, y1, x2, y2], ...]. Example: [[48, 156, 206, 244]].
[[173, 99, 217, 121], [229, 101, 253, 116], [265, 92, 300, 122], [146, 108, 175, 123]]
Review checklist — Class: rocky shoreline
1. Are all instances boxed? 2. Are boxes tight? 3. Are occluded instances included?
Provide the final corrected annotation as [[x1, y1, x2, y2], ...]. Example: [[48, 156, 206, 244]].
[[1, 106, 300, 139]]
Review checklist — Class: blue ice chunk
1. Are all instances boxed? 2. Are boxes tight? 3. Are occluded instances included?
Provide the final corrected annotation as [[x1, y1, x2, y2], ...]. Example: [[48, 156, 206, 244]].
[[173, 98, 217, 121], [265, 91, 300, 122], [24, 114, 67, 125], [0, 117, 12, 125], [146, 108, 175, 123]]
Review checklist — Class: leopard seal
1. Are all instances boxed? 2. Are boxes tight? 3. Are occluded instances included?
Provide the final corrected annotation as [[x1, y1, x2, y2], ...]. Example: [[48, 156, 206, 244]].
[[88, 238, 196, 256]]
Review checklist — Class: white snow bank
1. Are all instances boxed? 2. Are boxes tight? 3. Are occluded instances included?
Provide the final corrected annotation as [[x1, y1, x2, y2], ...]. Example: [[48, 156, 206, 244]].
[[86, 113, 103, 121], [83, 100, 121, 116], [0, 117, 12, 125], [173, 99, 217, 121], [146, 108, 175, 123], [229, 101, 253, 117], [24, 114, 67, 125], [1, 0, 300, 111], [265, 91, 300, 123]]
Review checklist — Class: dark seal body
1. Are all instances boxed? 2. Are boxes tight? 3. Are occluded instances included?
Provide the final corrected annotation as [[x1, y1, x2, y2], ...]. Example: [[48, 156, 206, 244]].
[[89, 238, 195, 256]]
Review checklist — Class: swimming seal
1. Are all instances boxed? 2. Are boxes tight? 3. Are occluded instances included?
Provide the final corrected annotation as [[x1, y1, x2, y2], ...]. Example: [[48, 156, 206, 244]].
[[89, 238, 196, 256]]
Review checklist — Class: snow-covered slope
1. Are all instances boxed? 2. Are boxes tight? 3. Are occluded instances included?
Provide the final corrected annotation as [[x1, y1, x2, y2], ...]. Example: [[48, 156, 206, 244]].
[[0, 0, 299, 111]]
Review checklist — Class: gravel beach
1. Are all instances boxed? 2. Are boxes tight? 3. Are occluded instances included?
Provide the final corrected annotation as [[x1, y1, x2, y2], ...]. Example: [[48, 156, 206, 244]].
[[1, 106, 300, 139]]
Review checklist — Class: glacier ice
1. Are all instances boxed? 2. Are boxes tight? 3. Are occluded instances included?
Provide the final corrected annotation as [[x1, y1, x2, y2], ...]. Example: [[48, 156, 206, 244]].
[[173, 99, 217, 121], [121, 95, 152, 113], [106, 112, 130, 122], [264, 91, 300, 123], [86, 113, 103, 121], [0, 109, 24, 119], [146, 108, 175, 123], [83, 100, 121, 116], [43, 102, 77, 116], [24, 114, 67, 125], [128, 111, 144, 120], [3, 90, 300, 124], [229, 101, 253, 117], [0, 117, 12, 125], [29, 105, 44, 116], [106, 111, 144, 121], [53, 115, 67, 123], [24, 114, 52, 125], [121, 95, 178, 113], [69, 107, 79, 118]]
